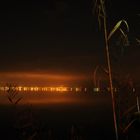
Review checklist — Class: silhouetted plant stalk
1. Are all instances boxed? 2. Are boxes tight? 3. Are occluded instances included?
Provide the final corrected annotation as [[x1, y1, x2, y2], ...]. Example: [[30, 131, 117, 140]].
[[102, 8, 119, 140], [122, 96, 140, 133], [93, 65, 109, 88], [6, 84, 42, 140], [93, 65, 99, 87], [6, 83, 22, 105], [137, 96, 140, 112], [136, 38, 140, 46], [94, 0, 129, 140]]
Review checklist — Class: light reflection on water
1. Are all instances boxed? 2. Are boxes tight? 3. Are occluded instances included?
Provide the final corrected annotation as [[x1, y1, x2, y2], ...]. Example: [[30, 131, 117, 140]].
[[0, 91, 115, 140], [0, 91, 110, 106]]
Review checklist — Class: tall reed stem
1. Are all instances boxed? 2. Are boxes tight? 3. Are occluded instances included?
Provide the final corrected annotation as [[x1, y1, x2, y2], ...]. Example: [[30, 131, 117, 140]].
[[102, 9, 119, 140], [137, 96, 140, 112]]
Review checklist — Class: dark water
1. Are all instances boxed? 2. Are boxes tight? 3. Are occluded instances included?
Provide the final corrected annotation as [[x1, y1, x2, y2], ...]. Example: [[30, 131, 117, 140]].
[[0, 92, 115, 140]]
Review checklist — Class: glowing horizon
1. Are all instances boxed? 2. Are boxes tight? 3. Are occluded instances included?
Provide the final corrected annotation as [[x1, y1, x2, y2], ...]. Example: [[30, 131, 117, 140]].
[[0, 86, 83, 92], [0, 72, 87, 86]]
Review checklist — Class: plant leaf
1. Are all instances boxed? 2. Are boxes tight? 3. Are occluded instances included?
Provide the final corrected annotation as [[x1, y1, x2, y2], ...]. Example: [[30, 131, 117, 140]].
[[119, 28, 129, 46], [8, 96, 13, 104], [93, 66, 99, 87], [97, 6, 102, 29], [122, 105, 136, 117], [101, 66, 109, 75], [14, 97, 22, 105], [123, 119, 136, 133], [100, 0, 105, 16], [27, 132, 37, 140], [136, 38, 140, 45], [108, 20, 129, 40], [93, 0, 98, 15], [119, 28, 127, 39]]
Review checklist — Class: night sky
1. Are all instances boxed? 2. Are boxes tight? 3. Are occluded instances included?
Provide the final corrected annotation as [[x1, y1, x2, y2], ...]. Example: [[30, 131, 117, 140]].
[[0, 0, 140, 85]]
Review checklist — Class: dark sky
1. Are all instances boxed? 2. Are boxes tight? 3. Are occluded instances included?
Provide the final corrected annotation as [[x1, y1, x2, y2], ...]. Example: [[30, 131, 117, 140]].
[[0, 0, 140, 85]]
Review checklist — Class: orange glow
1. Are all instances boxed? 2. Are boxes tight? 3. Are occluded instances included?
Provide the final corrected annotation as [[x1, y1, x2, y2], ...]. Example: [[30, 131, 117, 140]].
[[18, 86, 22, 91], [0, 71, 86, 94], [0, 72, 86, 86], [30, 87, 34, 91], [75, 87, 81, 92], [0, 86, 85, 93], [23, 87, 28, 91]]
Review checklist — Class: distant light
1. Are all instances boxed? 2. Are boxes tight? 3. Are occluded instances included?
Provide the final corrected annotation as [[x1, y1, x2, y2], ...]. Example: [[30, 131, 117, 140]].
[[23, 87, 28, 91], [30, 87, 34, 91], [75, 87, 81, 92], [132, 88, 136, 93], [34, 87, 39, 91], [18, 86, 22, 91], [94, 87, 100, 92]]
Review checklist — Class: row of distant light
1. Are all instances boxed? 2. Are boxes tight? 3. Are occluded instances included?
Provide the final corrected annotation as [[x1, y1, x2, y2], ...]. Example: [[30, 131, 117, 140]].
[[0, 86, 87, 92], [1, 86, 132, 93]]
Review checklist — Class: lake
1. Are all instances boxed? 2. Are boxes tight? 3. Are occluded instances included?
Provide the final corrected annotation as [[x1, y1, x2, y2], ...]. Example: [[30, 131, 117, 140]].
[[0, 91, 116, 140]]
